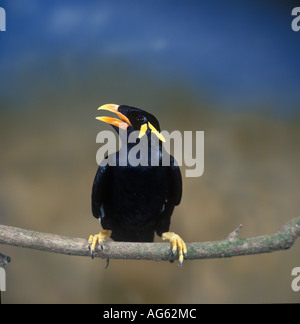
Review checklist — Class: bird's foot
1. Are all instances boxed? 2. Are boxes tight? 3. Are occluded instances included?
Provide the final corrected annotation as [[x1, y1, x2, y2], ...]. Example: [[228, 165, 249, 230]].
[[88, 230, 112, 259], [162, 232, 187, 267]]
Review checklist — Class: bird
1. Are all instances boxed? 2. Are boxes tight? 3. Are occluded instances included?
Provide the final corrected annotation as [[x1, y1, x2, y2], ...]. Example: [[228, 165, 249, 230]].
[[88, 104, 187, 266]]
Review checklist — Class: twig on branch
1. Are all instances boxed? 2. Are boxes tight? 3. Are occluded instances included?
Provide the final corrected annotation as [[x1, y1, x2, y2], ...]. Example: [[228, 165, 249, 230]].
[[0, 216, 299, 262], [226, 224, 243, 242]]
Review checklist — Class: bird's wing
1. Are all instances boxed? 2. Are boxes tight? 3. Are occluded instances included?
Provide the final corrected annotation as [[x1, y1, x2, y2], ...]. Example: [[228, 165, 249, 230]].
[[91, 162, 110, 220], [168, 155, 182, 206], [155, 155, 182, 237], [158, 156, 186, 266]]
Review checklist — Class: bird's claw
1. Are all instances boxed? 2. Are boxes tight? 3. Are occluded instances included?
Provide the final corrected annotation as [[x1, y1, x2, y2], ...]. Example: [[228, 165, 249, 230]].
[[162, 232, 187, 267], [87, 230, 112, 259]]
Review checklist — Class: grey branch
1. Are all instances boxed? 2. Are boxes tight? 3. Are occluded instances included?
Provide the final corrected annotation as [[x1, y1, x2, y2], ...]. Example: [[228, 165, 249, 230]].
[[0, 216, 300, 262]]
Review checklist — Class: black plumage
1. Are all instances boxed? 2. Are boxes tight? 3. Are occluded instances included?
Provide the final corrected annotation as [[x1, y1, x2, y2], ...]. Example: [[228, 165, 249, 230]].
[[88, 104, 186, 265]]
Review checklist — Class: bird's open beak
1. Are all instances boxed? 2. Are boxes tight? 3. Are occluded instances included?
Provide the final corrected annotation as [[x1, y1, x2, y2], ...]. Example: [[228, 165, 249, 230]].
[[96, 104, 132, 130], [96, 103, 165, 142]]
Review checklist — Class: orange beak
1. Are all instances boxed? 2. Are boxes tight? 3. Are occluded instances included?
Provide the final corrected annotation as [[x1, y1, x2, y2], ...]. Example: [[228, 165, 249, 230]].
[[96, 104, 132, 130]]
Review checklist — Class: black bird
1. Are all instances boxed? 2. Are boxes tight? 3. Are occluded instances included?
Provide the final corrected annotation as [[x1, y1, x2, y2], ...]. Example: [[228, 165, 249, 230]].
[[88, 104, 187, 266]]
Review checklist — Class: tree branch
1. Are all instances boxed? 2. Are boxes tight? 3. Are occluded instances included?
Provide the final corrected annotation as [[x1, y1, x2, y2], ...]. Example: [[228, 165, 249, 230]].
[[0, 216, 300, 263]]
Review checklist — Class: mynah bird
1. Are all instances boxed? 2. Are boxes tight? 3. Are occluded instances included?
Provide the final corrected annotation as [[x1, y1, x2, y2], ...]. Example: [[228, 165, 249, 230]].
[[88, 104, 187, 266]]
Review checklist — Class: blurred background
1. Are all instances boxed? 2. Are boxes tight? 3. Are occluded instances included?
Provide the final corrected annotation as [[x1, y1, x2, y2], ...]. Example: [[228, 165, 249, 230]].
[[0, 0, 300, 303]]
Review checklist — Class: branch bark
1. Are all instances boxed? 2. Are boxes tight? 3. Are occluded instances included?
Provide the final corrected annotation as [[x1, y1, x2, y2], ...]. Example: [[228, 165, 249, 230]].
[[0, 216, 299, 262]]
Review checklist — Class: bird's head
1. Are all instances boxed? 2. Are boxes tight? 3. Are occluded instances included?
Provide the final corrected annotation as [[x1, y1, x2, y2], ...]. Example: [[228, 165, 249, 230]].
[[96, 104, 166, 142]]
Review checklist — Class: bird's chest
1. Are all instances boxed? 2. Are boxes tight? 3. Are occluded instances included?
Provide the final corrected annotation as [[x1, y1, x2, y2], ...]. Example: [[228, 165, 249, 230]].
[[108, 166, 168, 225]]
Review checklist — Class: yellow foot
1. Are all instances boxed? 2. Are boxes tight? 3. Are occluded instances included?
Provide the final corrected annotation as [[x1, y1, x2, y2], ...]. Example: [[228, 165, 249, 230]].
[[88, 230, 112, 259], [162, 232, 187, 267]]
